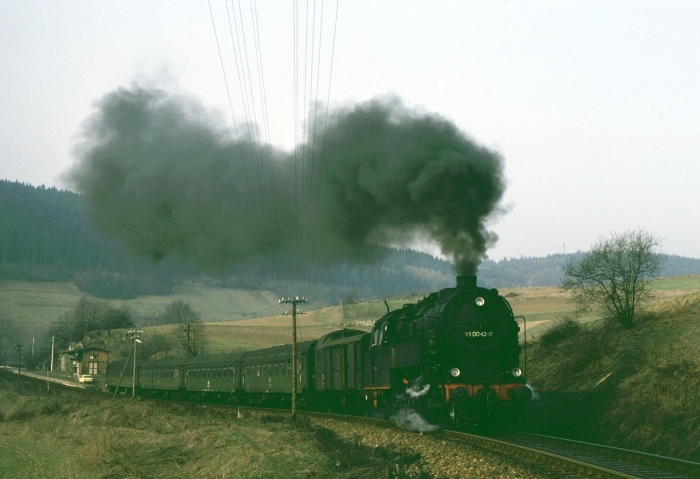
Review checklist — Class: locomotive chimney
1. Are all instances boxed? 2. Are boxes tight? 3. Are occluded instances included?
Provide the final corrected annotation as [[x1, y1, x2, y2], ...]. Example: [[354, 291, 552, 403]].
[[456, 275, 477, 291]]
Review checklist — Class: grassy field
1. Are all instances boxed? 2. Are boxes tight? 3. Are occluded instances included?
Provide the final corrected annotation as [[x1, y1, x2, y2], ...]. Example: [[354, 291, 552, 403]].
[[649, 274, 700, 291], [0, 280, 281, 343], [0, 374, 342, 478], [214, 275, 700, 351], [4, 275, 700, 350]]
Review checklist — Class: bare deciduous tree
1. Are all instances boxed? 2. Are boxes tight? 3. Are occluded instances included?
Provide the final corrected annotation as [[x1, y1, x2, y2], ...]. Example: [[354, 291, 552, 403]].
[[562, 229, 664, 328], [161, 300, 200, 324], [51, 296, 134, 346], [161, 300, 208, 357]]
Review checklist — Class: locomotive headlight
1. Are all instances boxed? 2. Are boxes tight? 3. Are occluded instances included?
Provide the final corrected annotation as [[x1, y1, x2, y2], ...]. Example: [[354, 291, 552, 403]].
[[450, 368, 461, 377], [511, 368, 522, 377], [475, 297, 485, 307]]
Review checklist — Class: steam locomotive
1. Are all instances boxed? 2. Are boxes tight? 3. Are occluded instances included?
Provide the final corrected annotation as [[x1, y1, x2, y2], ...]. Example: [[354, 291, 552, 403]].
[[106, 275, 531, 428]]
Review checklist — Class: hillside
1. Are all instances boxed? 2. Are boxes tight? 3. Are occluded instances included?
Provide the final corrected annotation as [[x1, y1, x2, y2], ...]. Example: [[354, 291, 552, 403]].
[[0, 279, 281, 352], [522, 284, 700, 461], [5, 275, 700, 354]]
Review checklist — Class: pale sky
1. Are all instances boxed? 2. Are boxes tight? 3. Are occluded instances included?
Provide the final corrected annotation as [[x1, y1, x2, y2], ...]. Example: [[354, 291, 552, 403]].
[[1, 1, 699, 262]]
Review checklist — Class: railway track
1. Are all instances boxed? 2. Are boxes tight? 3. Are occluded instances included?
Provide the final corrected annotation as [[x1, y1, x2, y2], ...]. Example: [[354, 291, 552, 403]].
[[250, 408, 700, 479], [441, 429, 700, 479]]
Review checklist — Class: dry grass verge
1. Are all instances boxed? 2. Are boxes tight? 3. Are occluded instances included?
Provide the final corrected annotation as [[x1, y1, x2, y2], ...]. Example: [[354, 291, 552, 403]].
[[522, 293, 700, 461], [0, 380, 334, 478], [0, 376, 437, 479]]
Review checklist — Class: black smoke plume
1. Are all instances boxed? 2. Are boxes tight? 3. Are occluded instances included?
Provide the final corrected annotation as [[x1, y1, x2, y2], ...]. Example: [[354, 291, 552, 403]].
[[68, 86, 505, 275]]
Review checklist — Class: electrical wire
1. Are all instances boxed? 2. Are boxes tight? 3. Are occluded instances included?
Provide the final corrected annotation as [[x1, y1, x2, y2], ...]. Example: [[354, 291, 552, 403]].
[[207, 0, 340, 303]]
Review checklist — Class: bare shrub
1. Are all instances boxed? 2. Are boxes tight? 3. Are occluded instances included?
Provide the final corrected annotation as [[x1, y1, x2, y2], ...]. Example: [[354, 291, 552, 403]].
[[537, 316, 584, 349]]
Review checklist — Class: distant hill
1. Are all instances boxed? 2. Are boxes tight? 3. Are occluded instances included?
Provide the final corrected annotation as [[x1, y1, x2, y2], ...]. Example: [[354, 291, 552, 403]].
[[477, 253, 700, 289], [2, 180, 700, 303]]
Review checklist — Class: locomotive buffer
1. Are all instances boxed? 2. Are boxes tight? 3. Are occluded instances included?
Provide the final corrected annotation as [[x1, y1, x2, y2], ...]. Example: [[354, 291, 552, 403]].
[[279, 296, 307, 420]]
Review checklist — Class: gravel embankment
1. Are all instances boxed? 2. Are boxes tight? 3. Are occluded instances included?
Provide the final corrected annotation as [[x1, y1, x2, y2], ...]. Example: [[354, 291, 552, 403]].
[[302, 415, 546, 478]]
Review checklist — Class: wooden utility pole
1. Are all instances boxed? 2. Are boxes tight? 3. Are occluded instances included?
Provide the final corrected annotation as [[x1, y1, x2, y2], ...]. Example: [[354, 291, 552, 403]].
[[279, 296, 306, 420], [127, 330, 143, 398], [185, 322, 194, 357], [50, 335, 55, 372], [112, 342, 134, 400]]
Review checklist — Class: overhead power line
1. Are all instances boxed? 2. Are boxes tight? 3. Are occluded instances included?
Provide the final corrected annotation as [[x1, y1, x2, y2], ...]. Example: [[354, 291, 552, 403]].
[[207, 1, 340, 293]]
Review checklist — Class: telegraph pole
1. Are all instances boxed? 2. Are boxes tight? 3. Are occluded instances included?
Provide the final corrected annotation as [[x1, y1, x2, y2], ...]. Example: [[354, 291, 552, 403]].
[[279, 296, 306, 420], [127, 330, 143, 398], [50, 335, 55, 372], [186, 323, 192, 357]]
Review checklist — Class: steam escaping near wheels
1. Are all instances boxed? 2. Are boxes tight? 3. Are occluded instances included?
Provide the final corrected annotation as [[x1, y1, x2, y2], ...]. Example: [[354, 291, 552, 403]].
[[67, 85, 505, 275], [405, 377, 431, 399], [391, 378, 441, 432], [390, 409, 440, 433]]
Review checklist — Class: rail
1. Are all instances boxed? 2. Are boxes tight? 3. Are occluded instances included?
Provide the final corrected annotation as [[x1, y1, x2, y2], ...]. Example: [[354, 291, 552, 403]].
[[443, 429, 699, 479]]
